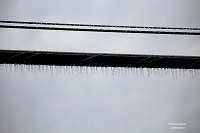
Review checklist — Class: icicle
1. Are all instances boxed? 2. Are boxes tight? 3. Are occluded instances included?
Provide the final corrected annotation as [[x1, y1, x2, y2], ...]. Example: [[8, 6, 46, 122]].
[[160, 68, 163, 77], [139, 68, 144, 76], [82, 66, 86, 75], [93, 67, 96, 74], [71, 66, 74, 74], [58, 66, 61, 74], [147, 68, 150, 77], [41, 65, 44, 73], [54, 66, 57, 76], [157, 68, 160, 76], [105, 67, 108, 76], [63, 66, 65, 74], [4, 64, 8, 72], [111, 67, 114, 77], [179, 69, 182, 77], [191, 69, 194, 78], [118, 67, 121, 76], [194, 69, 198, 78], [127, 67, 130, 75], [34, 65, 36, 73], [117, 67, 120, 76], [175, 69, 178, 79], [172, 69, 176, 80], [50, 65, 53, 76], [123, 67, 127, 78], [21, 64, 24, 76], [101, 67, 104, 75], [16, 64, 19, 72], [131, 67, 136, 75], [78, 66, 81, 74], [135, 68, 138, 76], [0, 64, 3, 71], [66, 66, 69, 74], [90, 67, 93, 75], [95, 67, 98, 74], [39, 65, 41, 73], [185, 69, 188, 77], [152, 68, 155, 75], [8, 64, 12, 72], [45, 65, 48, 73], [73, 66, 77, 74], [86, 66, 88, 77]]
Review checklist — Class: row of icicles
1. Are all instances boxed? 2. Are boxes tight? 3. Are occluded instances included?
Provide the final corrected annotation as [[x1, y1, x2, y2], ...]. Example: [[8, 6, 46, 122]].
[[0, 64, 200, 79]]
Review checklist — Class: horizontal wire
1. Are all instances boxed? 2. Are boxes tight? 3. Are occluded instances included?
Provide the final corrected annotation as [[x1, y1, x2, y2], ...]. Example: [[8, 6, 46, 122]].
[[0, 20, 200, 30], [0, 24, 200, 35], [0, 49, 199, 69]]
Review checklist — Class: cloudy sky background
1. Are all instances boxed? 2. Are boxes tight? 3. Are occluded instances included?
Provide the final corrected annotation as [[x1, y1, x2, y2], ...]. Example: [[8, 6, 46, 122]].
[[0, 0, 200, 132]]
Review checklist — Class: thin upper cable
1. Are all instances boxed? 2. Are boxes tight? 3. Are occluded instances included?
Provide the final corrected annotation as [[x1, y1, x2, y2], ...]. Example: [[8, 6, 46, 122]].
[[1, 20, 200, 30], [1, 24, 200, 35], [0, 20, 200, 35]]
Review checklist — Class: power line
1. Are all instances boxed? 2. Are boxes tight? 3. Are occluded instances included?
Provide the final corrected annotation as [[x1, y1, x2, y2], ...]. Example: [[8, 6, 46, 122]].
[[0, 49, 199, 69], [1, 20, 200, 30], [0, 24, 200, 35]]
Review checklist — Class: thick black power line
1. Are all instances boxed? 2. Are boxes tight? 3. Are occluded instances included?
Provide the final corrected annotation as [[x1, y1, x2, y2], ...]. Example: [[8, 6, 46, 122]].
[[0, 49, 200, 69], [1, 20, 200, 30], [0, 24, 200, 35]]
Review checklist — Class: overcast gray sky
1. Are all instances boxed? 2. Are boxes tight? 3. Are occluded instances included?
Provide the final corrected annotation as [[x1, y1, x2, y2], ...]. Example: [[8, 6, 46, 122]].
[[0, 0, 200, 133]]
